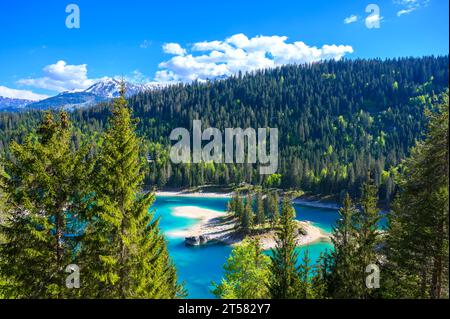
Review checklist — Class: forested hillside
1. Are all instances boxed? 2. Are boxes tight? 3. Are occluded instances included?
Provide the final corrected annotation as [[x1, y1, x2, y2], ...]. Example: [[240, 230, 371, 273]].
[[0, 56, 448, 201]]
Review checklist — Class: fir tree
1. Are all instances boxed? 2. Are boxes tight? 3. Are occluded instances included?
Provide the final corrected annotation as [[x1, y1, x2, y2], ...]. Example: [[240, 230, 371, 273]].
[[322, 193, 361, 298], [269, 195, 300, 299], [384, 92, 449, 299], [255, 192, 265, 225], [80, 84, 183, 298], [356, 176, 382, 299], [0, 112, 90, 298], [240, 194, 254, 235]]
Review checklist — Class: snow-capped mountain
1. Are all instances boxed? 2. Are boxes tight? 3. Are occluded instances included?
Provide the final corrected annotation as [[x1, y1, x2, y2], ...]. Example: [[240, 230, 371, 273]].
[[4, 78, 166, 112], [0, 96, 35, 112], [85, 78, 164, 99]]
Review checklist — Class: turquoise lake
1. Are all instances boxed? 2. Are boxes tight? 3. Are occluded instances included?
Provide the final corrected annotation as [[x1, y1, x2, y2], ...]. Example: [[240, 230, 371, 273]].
[[153, 195, 339, 299]]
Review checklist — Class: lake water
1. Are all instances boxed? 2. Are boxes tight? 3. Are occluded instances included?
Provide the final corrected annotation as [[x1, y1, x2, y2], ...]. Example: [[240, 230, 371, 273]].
[[153, 195, 338, 298]]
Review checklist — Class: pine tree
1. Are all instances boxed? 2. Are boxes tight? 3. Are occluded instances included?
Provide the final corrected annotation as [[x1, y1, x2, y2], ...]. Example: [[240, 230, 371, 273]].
[[356, 176, 381, 299], [269, 195, 300, 299], [0, 112, 90, 298], [80, 84, 183, 298], [298, 250, 314, 299], [322, 193, 361, 298], [267, 192, 280, 228], [255, 192, 265, 225], [212, 239, 271, 299], [384, 92, 449, 299], [240, 194, 254, 235]]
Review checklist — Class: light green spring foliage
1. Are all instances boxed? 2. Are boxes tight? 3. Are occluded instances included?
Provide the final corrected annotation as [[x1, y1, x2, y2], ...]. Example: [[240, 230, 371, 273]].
[[0, 112, 90, 298], [384, 91, 449, 299], [212, 239, 271, 299], [80, 84, 184, 298]]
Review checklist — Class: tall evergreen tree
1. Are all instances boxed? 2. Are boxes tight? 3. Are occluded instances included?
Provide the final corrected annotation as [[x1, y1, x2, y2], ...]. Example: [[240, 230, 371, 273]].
[[269, 195, 300, 299], [321, 193, 361, 298], [356, 176, 382, 299], [240, 194, 254, 234], [298, 250, 314, 299], [80, 84, 183, 298], [255, 192, 265, 225], [0, 112, 90, 298], [384, 92, 449, 299]]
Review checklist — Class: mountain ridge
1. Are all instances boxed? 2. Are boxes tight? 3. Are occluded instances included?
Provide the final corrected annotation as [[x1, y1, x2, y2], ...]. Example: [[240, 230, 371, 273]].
[[0, 78, 165, 112]]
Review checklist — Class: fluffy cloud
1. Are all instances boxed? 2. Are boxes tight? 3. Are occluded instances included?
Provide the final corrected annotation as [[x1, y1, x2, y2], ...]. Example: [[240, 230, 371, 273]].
[[344, 15, 358, 24], [395, 0, 429, 16], [0, 85, 49, 101], [163, 43, 187, 56], [17, 60, 96, 92], [155, 33, 353, 83], [365, 13, 384, 28]]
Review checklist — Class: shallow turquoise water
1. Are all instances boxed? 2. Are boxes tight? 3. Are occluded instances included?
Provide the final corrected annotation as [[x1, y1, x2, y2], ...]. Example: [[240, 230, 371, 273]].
[[153, 195, 338, 299]]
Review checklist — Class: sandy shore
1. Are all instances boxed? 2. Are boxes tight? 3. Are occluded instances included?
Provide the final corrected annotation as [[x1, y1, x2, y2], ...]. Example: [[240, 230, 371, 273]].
[[165, 205, 330, 249], [157, 191, 232, 198]]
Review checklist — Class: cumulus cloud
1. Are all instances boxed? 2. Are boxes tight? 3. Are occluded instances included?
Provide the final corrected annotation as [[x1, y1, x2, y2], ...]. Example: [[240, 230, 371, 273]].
[[17, 60, 96, 92], [0, 85, 49, 101], [395, 0, 429, 16], [155, 33, 353, 83], [163, 43, 187, 55], [344, 15, 358, 24]]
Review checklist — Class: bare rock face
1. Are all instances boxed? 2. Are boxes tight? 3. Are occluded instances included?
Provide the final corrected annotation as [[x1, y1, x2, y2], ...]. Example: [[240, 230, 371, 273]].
[[185, 235, 210, 246]]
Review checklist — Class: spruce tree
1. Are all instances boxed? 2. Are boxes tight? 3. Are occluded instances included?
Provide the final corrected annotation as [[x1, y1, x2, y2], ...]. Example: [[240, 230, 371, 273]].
[[356, 177, 381, 299], [0, 112, 90, 298], [80, 84, 183, 298], [255, 192, 265, 226], [298, 250, 314, 299], [384, 92, 449, 299], [323, 193, 361, 298], [269, 195, 300, 299], [240, 194, 254, 235]]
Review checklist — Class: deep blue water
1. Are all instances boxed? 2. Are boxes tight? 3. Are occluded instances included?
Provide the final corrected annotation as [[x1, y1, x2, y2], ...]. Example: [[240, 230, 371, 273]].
[[153, 195, 338, 299]]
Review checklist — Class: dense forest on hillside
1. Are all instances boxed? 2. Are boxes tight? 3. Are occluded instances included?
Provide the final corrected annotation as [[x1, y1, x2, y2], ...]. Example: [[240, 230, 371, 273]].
[[0, 56, 448, 201]]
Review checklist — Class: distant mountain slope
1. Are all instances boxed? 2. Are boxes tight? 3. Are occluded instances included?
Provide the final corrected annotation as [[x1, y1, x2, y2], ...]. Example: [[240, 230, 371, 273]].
[[0, 96, 34, 111], [1, 56, 449, 201], [26, 92, 107, 111], [3, 78, 165, 112]]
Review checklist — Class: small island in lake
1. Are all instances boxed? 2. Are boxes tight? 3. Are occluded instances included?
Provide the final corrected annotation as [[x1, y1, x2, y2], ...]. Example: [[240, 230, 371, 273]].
[[160, 191, 331, 250]]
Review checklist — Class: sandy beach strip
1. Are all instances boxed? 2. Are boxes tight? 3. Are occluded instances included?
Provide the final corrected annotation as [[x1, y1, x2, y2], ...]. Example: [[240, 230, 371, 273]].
[[164, 205, 330, 249], [156, 191, 232, 198]]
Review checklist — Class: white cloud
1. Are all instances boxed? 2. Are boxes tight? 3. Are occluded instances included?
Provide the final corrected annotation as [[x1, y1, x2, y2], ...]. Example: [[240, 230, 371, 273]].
[[344, 15, 358, 24], [163, 43, 187, 55], [397, 8, 416, 16], [365, 14, 384, 28], [155, 33, 353, 83], [0, 85, 49, 101], [17, 60, 96, 92], [395, 0, 429, 16]]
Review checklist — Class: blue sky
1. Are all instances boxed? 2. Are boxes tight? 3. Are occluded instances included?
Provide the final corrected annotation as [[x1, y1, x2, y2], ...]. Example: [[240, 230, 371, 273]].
[[0, 0, 448, 99]]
